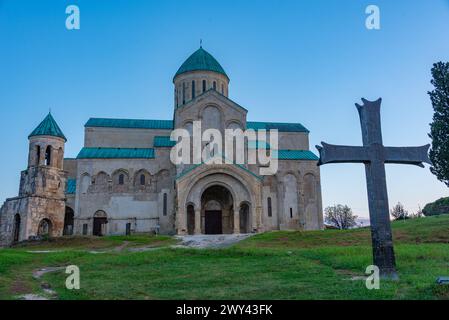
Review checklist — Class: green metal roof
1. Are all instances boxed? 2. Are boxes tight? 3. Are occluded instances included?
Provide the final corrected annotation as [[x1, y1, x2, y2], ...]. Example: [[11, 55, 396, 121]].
[[246, 121, 309, 133], [274, 150, 319, 160], [85, 118, 173, 130], [84, 118, 309, 133], [66, 178, 76, 194], [154, 136, 176, 147], [174, 47, 228, 80], [77, 148, 155, 159], [29, 113, 67, 141]]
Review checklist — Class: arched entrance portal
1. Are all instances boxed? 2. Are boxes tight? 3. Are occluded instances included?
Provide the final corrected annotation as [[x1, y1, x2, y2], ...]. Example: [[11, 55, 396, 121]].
[[93, 210, 108, 236], [201, 185, 233, 234], [38, 219, 52, 237], [63, 207, 74, 235], [13, 214, 21, 243]]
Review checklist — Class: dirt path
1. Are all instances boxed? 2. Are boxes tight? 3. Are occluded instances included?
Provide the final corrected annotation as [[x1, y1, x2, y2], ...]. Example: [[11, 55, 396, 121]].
[[174, 234, 253, 249]]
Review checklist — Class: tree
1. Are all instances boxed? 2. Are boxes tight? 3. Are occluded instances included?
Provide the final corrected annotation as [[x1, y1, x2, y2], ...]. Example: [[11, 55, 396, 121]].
[[390, 202, 409, 220], [324, 205, 358, 230], [428, 62, 449, 187]]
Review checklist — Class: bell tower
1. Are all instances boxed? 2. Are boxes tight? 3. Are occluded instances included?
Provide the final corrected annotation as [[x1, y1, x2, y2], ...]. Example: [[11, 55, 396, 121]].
[[0, 113, 68, 246]]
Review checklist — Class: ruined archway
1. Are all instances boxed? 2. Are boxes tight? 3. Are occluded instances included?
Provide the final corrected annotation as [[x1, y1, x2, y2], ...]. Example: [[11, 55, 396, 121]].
[[63, 207, 74, 236], [38, 218, 52, 237]]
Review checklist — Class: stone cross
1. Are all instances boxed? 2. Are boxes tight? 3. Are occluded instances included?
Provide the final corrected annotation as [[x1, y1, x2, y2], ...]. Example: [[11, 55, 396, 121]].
[[316, 98, 430, 278]]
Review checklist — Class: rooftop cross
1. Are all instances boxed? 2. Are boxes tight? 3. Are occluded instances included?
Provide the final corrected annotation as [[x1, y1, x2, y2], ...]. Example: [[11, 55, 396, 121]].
[[316, 98, 431, 278]]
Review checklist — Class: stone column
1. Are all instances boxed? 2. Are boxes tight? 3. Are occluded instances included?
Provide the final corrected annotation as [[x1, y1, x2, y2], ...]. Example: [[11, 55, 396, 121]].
[[177, 206, 187, 235], [194, 209, 201, 235], [233, 209, 240, 234], [39, 147, 46, 166]]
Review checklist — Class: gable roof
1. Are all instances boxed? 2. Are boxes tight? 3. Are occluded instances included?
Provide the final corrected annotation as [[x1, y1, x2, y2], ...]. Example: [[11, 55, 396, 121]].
[[29, 113, 67, 141], [77, 148, 155, 159], [174, 47, 228, 80]]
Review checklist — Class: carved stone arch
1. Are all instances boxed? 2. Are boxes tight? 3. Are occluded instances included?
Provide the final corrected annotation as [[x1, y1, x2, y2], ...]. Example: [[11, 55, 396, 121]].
[[225, 120, 244, 130], [112, 169, 129, 193], [134, 169, 151, 187], [197, 102, 225, 119], [198, 179, 239, 210], [112, 169, 129, 183]]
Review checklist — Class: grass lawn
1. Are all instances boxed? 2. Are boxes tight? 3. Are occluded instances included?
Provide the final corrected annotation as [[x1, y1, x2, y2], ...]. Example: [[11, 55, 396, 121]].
[[0, 215, 448, 300]]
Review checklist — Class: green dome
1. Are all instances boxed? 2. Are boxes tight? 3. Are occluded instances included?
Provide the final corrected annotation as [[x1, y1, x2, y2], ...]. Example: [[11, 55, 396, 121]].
[[29, 113, 67, 141], [174, 47, 228, 80]]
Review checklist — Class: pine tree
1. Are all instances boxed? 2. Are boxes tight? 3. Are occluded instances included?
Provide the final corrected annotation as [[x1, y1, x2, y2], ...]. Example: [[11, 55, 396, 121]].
[[428, 62, 449, 187]]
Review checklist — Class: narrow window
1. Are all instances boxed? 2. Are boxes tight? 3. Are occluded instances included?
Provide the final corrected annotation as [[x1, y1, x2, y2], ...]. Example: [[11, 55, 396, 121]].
[[213, 81, 216, 90], [221, 84, 224, 95], [163, 193, 168, 216], [140, 174, 146, 186], [191, 80, 195, 99], [290, 208, 293, 219], [126, 223, 131, 236], [267, 197, 272, 217], [119, 174, 124, 185], [36, 145, 41, 166], [202, 80, 206, 92], [82, 223, 88, 235], [45, 146, 52, 166], [182, 82, 186, 104]]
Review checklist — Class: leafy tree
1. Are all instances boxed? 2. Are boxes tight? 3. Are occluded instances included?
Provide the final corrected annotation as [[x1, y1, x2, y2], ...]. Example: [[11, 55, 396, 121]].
[[324, 205, 358, 230], [423, 197, 449, 216], [428, 62, 449, 187], [390, 202, 409, 220]]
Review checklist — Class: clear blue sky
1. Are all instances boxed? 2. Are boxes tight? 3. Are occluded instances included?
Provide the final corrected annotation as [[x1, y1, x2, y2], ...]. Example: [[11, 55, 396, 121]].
[[1, 0, 448, 217]]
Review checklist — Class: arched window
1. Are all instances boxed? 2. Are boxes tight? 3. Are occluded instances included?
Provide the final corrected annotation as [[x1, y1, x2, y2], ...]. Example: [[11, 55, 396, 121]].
[[36, 145, 41, 166], [140, 174, 146, 186], [213, 81, 217, 90], [221, 84, 224, 95], [182, 82, 186, 104], [119, 174, 125, 185], [290, 208, 293, 219], [202, 80, 206, 92], [191, 80, 195, 99], [163, 193, 168, 216], [267, 197, 272, 217], [45, 146, 52, 166]]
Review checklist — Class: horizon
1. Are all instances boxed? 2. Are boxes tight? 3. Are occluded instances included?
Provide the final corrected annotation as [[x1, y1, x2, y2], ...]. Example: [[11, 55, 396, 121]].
[[1, 0, 449, 217]]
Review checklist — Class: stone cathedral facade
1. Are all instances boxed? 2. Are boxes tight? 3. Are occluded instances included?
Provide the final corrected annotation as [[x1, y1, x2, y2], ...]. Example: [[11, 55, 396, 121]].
[[0, 47, 323, 246]]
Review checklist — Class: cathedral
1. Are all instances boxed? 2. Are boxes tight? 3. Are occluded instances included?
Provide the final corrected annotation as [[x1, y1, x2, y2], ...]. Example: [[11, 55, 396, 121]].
[[0, 47, 323, 246]]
